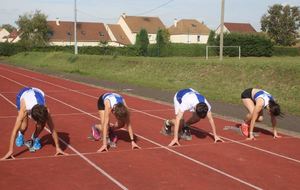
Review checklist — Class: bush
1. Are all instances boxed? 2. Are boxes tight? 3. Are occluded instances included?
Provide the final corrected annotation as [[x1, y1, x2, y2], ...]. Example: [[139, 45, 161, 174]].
[[0, 42, 26, 56], [214, 33, 274, 57], [148, 43, 208, 57], [273, 46, 300, 56]]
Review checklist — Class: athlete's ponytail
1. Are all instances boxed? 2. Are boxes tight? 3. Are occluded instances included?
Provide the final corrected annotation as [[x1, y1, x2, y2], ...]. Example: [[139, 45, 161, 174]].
[[269, 100, 282, 117]]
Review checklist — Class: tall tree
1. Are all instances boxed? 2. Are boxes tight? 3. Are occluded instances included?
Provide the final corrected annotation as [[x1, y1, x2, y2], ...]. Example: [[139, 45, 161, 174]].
[[16, 10, 50, 47], [156, 29, 170, 56], [135, 29, 149, 56], [207, 30, 217, 45], [261, 4, 300, 46], [1, 24, 16, 33]]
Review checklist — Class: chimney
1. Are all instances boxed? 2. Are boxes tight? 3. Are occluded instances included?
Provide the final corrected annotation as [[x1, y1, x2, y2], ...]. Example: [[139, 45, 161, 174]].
[[122, 13, 126, 18], [174, 18, 178, 27], [56, 18, 60, 26]]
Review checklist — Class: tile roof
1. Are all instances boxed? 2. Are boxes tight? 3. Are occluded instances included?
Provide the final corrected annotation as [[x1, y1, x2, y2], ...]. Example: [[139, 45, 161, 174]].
[[47, 21, 110, 42], [8, 29, 20, 38], [122, 15, 165, 34], [168, 19, 210, 35], [107, 24, 131, 45], [224, 22, 256, 33]]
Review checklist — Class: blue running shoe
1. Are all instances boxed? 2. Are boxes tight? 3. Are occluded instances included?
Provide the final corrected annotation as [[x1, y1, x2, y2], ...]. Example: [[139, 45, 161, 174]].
[[32, 137, 41, 150], [15, 131, 24, 147]]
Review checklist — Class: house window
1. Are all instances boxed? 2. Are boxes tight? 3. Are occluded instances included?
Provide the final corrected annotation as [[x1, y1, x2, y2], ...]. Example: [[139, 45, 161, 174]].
[[197, 35, 201, 42], [99, 32, 104, 36]]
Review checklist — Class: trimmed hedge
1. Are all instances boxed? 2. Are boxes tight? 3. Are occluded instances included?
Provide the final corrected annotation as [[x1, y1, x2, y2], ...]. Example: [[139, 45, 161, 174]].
[[0, 42, 27, 56], [273, 46, 300, 56], [214, 33, 274, 57], [148, 43, 208, 57], [1, 40, 299, 57]]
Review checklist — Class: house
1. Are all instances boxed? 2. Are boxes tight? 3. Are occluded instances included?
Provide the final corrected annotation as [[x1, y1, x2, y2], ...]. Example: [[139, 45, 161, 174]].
[[106, 24, 131, 46], [117, 14, 166, 44], [0, 28, 10, 42], [7, 29, 21, 43], [168, 19, 210, 44], [47, 20, 110, 46], [215, 22, 256, 34]]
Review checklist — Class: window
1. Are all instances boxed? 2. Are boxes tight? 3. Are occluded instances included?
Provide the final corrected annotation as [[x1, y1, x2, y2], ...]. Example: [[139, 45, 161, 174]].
[[99, 32, 104, 36], [197, 35, 201, 42]]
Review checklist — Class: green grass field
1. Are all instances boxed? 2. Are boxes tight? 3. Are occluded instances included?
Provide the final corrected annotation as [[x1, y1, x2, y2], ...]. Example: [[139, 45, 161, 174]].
[[3, 52, 300, 116]]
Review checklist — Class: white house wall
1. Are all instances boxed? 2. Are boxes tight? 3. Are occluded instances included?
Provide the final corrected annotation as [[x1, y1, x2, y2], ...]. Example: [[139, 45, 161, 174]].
[[49, 41, 100, 46], [170, 34, 208, 44], [0, 29, 10, 42], [106, 25, 117, 42], [215, 26, 229, 34], [108, 41, 125, 47], [118, 17, 135, 44]]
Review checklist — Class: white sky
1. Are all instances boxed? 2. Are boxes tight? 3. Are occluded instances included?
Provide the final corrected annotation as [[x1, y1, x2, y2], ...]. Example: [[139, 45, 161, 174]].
[[0, 0, 299, 31]]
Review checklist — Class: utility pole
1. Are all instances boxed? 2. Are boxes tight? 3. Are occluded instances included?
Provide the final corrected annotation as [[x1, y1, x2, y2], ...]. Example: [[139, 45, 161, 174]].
[[74, 0, 78, 55], [219, 0, 225, 61]]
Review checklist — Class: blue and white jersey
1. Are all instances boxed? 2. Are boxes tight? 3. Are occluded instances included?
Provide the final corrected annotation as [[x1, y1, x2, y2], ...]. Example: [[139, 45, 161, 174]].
[[16, 87, 45, 111], [253, 90, 274, 108], [174, 88, 211, 114], [102, 93, 124, 108]]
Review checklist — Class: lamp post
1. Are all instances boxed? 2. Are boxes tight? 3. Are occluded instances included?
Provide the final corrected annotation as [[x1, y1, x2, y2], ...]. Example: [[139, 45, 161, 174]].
[[219, 0, 225, 60], [74, 0, 78, 54]]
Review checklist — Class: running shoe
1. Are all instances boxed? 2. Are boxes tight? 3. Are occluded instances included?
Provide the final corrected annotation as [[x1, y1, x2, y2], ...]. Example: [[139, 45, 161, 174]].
[[32, 137, 41, 150], [88, 125, 101, 141], [15, 131, 24, 147], [24, 140, 36, 152], [161, 120, 172, 136], [240, 123, 249, 137], [108, 128, 118, 148], [180, 126, 192, 141]]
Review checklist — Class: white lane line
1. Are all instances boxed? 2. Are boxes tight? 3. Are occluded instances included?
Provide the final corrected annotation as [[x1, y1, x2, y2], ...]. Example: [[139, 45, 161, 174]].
[[0, 77, 128, 190], [0, 73, 263, 190]]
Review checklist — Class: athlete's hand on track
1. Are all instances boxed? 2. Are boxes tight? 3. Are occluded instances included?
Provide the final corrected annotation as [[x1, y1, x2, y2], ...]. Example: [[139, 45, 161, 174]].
[[1, 150, 15, 160], [55, 148, 69, 156], [273, 133, 282, 139], [246, 136, 256, 141], [214, 136, 224, 143], [168, 138, 180, 146], [131, 141, 141, 149], [97, 145, 108, 152]]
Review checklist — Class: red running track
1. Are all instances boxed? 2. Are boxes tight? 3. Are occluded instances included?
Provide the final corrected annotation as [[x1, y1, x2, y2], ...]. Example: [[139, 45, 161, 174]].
[[0, 63, 300, 190]]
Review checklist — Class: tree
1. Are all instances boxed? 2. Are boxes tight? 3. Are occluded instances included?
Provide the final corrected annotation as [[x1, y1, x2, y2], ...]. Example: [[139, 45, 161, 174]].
[[1, 24, 16, 33], [261, 4, 300, 46], [156, 29, 170, 56], [135, 28, 149, 56], [16, 10, 50, 47], [207, 30, 217, 45]]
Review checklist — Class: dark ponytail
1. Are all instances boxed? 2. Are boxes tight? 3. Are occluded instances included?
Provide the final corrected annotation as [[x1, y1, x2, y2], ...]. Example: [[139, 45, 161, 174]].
[[269, 100, 282, 117]]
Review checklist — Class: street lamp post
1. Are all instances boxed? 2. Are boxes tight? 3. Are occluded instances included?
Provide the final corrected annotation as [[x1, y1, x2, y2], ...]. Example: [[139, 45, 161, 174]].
[[219, 0, 225, 61], [74, 0, 78, 55]]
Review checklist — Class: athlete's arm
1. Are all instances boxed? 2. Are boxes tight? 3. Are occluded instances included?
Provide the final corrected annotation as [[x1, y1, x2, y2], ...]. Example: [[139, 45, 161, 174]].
[[248, 98, 264, 139], [98, 100, 111, 152], [1, 100, 27, 160], [168, 111, 183, 146], [207, 111, 224, 143]]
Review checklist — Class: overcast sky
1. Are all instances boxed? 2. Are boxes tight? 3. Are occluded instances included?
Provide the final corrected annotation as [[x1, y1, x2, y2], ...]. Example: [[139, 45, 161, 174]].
[[0, 0, 299, 31]]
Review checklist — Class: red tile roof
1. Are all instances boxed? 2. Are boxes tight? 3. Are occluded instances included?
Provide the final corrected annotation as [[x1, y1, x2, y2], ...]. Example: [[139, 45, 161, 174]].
[[47, 21, 110, 42], [107, 24, 131, 45], [122, 15, 165, 34], [224, 22, 256, 33], [168, 19, 210, 35]]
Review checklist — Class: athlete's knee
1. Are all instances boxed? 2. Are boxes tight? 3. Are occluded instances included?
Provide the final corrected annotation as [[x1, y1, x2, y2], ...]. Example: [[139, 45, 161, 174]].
[[257, 116, 264, 122]]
